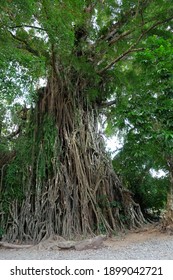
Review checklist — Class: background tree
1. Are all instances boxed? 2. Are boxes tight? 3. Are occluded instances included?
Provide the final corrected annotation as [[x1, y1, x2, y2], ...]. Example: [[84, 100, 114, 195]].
[[112, 133, 168, 219], [0, 0, 173, 242], [112, 34, 173, 227]]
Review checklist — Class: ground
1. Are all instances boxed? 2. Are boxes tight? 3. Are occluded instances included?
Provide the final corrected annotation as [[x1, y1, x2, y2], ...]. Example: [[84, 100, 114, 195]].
[[105, 223, 165, 248], [0, 224, 173, 259]]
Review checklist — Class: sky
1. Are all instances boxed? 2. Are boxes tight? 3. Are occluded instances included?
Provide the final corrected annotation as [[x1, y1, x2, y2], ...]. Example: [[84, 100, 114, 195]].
[[105, 135, 167, 178], [105, 135, 123, 158]]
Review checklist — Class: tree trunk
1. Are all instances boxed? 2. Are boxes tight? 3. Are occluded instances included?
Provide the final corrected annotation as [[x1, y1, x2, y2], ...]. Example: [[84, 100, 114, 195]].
[[0, 64, 145, 243], [162, 157, 173, 232]]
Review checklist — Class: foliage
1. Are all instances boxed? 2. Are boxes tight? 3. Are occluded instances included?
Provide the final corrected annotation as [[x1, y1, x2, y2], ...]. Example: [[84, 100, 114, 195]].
[[112, 140, 168, 213], [111, 34, 173, 216], [0, 0, 173, 240]]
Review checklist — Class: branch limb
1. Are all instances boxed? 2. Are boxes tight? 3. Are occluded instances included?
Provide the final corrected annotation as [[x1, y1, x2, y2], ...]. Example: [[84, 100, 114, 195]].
[[9, 25, 46, 31], [98, 47, 144, 74], [98, 15, 173, 74], [8, 31, 40, 57], [108, 29, 135, 46], [97, 0, 150, 44], [99, 100, 117, 108], [143, 15, 173, 34], [98, 10, 135, 43]]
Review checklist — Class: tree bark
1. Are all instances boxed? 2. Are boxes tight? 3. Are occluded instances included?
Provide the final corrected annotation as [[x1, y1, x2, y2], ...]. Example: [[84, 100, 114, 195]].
[[162, 156, 173, 231], [0, 60, 145, 243]]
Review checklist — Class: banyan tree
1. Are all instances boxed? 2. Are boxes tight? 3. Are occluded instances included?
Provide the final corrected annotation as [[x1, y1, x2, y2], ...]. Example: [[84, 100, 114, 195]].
[[0, 0, 172, 242]]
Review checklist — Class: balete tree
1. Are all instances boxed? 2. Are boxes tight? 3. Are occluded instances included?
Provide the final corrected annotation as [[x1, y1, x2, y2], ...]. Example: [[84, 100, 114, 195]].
[[0, 0, 173, 242]]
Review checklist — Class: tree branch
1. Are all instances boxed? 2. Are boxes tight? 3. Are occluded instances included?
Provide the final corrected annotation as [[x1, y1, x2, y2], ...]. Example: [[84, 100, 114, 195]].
[[98, 15, 173, 74], [144, 15, 173, 34], [98, 47, 144, 74], [98, 11, 134, 43], [98, 0, 150, 44], [9, 25, 46, 31], [99, 99, 117, 108], [108, 29, 135, 46], [8, 31, 40, 57]]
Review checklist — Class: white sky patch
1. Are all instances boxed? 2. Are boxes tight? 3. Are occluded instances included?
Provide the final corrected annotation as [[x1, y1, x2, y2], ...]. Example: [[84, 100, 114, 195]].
[[150, 168, 168, 178], [105, 134, 123, 158], [98, 113, 123, 158], [36, 78, 47, 88]]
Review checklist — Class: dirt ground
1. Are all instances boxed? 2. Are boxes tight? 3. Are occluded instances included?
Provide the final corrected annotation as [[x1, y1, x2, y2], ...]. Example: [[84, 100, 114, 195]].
[[0, 223, 173, 260], [104, 223, 169, 248]]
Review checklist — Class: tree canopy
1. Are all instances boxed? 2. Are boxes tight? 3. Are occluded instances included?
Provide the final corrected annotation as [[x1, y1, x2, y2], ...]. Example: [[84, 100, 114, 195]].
[[1, 0, 173, 99], [1, 0, 173, 241], [111, 31, 173, 223]]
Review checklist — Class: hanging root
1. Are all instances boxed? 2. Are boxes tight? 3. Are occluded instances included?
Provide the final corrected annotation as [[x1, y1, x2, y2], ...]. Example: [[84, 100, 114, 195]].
[[0, 74, 146, 243]]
